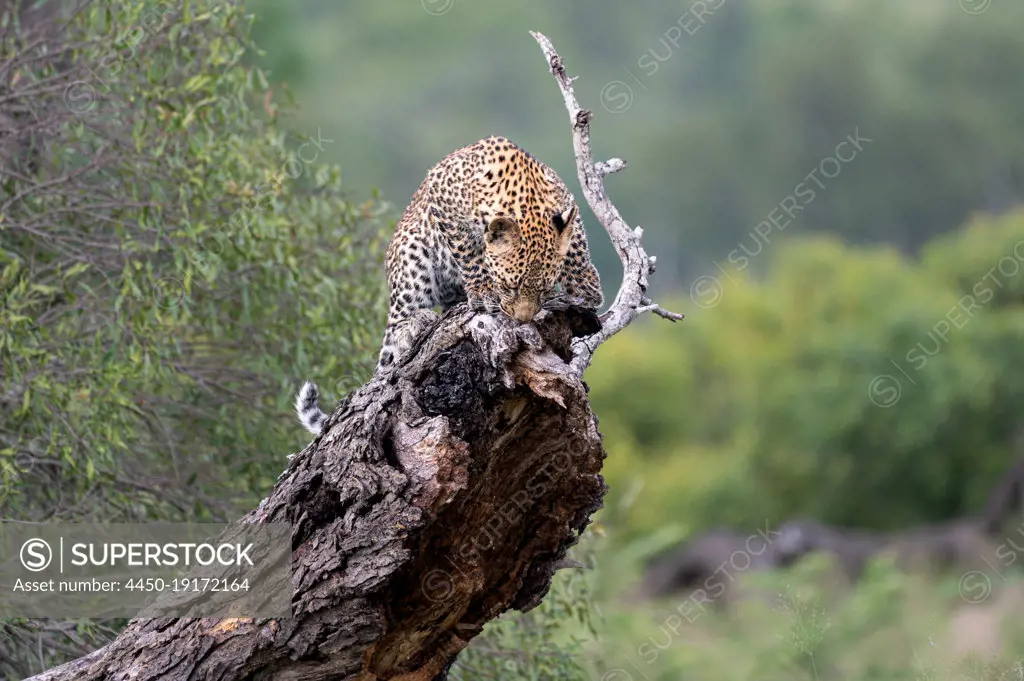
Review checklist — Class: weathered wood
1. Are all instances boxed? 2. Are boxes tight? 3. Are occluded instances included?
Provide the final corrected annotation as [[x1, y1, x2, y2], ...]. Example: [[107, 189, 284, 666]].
[[528, 30, 683, 375], [30, 306, 607, 681]]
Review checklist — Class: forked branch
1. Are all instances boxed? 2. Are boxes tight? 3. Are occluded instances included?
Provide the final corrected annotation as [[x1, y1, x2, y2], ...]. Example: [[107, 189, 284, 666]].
[[530, 31, 683, 376]]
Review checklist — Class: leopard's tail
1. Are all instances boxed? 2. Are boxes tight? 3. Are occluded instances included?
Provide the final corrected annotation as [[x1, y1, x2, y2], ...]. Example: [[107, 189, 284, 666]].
[[294, 381, 327, 436]]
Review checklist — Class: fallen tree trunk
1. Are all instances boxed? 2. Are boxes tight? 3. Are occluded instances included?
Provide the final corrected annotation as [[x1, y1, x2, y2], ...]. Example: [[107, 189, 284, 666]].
[[29, 31, 682, 681]]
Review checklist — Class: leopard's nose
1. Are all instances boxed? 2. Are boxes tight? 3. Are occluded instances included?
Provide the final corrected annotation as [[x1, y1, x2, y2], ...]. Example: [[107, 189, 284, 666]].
[[510, 300, 540, 323]]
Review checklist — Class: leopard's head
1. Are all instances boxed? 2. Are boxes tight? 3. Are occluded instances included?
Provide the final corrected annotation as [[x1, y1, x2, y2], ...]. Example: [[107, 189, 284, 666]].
[[484, 204, 577, 322]]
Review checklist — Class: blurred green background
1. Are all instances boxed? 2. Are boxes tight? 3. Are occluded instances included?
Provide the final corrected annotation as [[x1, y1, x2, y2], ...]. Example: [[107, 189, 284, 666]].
[[248, 0, 1024, 293], [5, 0, 1024, 678]]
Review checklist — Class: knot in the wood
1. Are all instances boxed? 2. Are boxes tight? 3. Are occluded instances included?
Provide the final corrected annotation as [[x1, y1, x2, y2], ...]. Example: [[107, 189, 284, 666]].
[[549, 54, 564, 75], [574, 108, 592, 131]]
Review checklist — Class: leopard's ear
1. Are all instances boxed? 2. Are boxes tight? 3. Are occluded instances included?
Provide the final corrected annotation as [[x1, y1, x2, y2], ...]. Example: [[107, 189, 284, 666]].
[[552, 205, 578, 234], [485, 216, 521, 253], [552, 205, 577, 257]]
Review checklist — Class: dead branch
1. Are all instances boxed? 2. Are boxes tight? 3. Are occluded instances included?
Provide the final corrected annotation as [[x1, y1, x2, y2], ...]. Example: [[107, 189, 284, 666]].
[[529, 31, 683, 376]]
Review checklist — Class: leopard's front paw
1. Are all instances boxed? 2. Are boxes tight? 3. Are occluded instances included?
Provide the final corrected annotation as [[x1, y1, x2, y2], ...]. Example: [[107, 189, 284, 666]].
[[378, 310, 440, 370]]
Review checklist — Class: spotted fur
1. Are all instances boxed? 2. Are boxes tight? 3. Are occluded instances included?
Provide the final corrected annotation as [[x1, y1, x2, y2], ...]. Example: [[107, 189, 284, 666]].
[[292, 136, 603, 438], [294, 381, 326, 436], [378, 135, 603, 368]]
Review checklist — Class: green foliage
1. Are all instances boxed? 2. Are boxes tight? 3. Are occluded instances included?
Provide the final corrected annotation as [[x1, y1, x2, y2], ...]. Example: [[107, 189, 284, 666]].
[[0, 0, 387, 674], [586, 550, 1024, 681], [1, 0, 387, 524], [590, 211, 1024, 543]]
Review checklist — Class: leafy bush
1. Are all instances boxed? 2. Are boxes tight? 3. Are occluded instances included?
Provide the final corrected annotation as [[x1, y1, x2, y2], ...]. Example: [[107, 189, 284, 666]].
[[0, 0, 387, 673], [590, 212, 1024, 543]]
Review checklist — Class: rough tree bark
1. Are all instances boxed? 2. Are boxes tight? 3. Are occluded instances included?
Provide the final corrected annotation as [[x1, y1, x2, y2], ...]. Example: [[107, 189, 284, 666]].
[[29, 31, 681, 681]]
